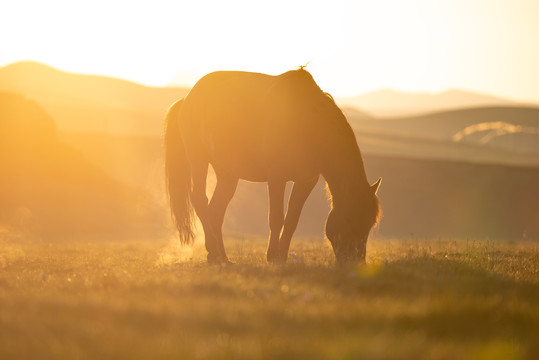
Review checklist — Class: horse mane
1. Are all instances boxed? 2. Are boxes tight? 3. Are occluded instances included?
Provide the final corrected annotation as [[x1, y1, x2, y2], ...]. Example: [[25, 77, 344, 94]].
[[279, 69, 383, 227], [279, 68, 319, 90], [275, 68, 363, 159], [278, 69, 345, 117]]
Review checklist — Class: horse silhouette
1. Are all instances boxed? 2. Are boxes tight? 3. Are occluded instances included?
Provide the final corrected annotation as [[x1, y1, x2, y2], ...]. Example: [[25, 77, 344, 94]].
[[164, 68, 381, 264]]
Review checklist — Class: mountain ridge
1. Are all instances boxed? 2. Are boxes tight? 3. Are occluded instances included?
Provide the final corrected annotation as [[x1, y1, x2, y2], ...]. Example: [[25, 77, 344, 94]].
[[337, 88, 526, 117], [0, 61, 189, 135], [3, 61, 532, 120], [2, 61, 538, 165]]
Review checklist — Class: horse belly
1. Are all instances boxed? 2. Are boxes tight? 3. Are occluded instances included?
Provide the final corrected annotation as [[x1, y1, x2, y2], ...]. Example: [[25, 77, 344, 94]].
[[208, 133, 317, 182], [206, 133, 268, 181]]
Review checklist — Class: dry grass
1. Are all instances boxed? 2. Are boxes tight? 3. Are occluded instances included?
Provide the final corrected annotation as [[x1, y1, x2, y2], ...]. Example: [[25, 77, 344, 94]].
[[1, 233, 539, 359]]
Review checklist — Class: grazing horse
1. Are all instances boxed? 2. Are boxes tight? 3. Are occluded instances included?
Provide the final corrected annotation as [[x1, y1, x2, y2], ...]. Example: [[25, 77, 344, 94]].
[[164, 68, 381, 264]]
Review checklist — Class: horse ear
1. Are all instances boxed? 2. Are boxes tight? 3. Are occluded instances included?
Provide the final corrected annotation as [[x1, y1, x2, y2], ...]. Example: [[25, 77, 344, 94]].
[[370, 177, 382, 195]]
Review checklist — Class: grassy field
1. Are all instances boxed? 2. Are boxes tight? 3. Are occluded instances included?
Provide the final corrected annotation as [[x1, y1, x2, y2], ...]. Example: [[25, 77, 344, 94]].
[[1, 233, 539, 359]]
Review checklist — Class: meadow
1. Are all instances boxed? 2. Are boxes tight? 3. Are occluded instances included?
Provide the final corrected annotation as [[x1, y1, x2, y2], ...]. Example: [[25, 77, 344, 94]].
[[1, 233, 538, 360]]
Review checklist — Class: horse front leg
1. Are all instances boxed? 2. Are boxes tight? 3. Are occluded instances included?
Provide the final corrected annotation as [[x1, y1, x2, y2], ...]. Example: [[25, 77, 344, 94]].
[[278, 176, 318, 263], [267, 181, 286, 263]]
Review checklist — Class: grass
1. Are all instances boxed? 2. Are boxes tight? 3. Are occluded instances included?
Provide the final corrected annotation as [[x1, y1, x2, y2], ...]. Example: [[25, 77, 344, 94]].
[[1, 233, 539, 359]]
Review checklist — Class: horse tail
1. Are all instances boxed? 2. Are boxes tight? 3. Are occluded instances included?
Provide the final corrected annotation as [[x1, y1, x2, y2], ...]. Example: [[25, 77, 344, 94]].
[[164, 99, 195, 245]]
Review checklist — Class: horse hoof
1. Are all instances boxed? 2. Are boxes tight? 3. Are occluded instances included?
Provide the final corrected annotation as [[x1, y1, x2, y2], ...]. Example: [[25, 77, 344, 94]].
[[207, 254, 234, 266], [267, 255, 286, 265]]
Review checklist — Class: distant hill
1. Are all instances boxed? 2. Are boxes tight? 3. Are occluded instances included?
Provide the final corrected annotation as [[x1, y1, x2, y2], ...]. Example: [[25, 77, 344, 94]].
[[347, 106, 539, 167], [2, 62, 537, 242], [354, 106, 539, 137], [57, 131, 539, 241], [59, 131, 166, 198], [0, 92, 163, 239], [337, 89, 520, 117], [0, 61, 189, 136]]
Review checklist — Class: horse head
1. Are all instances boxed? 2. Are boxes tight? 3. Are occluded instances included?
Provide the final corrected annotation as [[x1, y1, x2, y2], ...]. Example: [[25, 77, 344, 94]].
[[325, 178, 381, 263]]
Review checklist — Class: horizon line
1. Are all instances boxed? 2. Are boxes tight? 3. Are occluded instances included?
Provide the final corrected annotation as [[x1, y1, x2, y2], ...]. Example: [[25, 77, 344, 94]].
[[1, 59, 538, 105]]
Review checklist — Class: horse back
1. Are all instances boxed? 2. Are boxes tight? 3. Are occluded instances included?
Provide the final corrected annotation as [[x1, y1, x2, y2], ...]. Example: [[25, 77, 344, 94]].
[[179, 70, 327, 181]]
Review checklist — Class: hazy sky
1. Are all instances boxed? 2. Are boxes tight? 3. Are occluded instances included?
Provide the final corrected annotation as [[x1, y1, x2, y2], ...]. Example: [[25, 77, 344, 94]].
[[2, 0, 539, 101]]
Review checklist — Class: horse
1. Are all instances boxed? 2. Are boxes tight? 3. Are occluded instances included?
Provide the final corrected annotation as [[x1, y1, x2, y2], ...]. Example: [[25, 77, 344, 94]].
[[164, 68, 381, 264]]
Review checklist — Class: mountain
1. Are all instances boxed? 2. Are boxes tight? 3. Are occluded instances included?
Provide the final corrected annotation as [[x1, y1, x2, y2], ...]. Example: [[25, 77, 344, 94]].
[[2, 62, 537, 242], [0, 61, 189, 136], [0, 92, 163, 239], [351, 106, 539, 138], [337, 89, 519, 117], [347, 106, 539, 167]]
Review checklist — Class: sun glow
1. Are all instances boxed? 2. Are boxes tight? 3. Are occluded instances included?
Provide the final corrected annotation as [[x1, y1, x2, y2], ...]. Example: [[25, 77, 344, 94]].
[[1, 0, 539, 100]]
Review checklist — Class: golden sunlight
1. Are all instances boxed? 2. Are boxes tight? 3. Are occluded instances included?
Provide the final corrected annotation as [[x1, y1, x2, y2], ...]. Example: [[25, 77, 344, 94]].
[[1, 1, 539, 359], [1, 0, 538, 100]]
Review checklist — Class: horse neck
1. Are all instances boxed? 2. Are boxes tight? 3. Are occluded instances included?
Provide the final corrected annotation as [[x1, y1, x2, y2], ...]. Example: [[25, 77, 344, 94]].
[[321, 136, 371, 208]]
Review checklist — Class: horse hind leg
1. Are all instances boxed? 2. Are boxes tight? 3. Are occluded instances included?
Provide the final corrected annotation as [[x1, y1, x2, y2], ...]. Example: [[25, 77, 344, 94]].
[[189, 162, 218, 259], [206, 169, 238, 264]]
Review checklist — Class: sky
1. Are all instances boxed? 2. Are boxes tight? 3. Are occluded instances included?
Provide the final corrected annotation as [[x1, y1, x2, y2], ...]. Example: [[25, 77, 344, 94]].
[[1, 0, 539, 101]]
